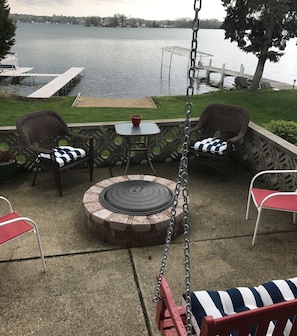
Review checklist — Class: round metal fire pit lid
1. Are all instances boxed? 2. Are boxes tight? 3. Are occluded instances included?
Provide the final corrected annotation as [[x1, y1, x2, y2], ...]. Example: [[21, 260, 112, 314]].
[[99, 180, 174, 215]]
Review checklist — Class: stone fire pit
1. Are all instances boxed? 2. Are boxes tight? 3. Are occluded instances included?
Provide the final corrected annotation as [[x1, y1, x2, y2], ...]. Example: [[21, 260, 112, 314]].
[[83, 175, 184, 247]]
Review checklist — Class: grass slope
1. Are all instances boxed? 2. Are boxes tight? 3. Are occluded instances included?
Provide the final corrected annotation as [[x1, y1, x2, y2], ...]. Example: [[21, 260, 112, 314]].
[[0, 90, 296, 127]]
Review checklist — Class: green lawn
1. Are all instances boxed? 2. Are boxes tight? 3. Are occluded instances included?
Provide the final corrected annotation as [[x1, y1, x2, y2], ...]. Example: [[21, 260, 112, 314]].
[[0, 89, 296, 127]]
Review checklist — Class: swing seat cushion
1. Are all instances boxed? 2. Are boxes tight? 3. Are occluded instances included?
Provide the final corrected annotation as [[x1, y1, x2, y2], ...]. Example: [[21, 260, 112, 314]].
[[191, 137, 228, 156], [183, 277, 297, 336], [37, 146, 86, 168]]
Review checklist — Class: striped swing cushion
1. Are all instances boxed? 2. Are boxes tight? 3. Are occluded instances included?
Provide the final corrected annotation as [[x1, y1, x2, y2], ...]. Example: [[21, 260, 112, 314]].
[[183, 277, 297, 336]]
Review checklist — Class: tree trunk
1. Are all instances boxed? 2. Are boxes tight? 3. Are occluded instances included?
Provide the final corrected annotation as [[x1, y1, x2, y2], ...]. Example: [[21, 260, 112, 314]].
[[248, 56, 267, 91], [248, 18, 274, 92]]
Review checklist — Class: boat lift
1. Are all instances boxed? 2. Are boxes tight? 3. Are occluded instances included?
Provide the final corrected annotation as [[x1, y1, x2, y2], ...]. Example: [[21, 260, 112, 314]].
[[160, 45, 213, 81]]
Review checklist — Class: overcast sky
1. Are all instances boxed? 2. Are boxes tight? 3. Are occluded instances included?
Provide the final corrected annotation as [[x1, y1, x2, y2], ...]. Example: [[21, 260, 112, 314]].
[[8, 0, 226, 21]]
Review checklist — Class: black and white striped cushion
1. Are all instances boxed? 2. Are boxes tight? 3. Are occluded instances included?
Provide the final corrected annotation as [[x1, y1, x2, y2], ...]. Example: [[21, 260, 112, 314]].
[[37, 146, 86, 167], [184, 286, 263, 335], [258, 278, 297, 305], [183, 277, 297, 336], [257, 278, 297, 336], [192, 137, 228, 156]]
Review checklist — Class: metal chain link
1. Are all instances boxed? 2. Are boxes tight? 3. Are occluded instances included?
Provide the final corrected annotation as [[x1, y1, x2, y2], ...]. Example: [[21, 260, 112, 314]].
[[153, 1, 201, 335]]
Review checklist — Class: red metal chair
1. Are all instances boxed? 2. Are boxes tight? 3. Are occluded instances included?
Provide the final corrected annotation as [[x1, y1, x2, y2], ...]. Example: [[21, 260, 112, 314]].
[[246, 169, 297, 245], [0, 196, 46, 272]]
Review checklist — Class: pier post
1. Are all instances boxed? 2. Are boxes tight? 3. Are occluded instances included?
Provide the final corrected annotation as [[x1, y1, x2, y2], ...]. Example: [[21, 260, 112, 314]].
[[160, 49, 164, 78], [205, 59, 212, 85], [219, 63, 225, 89], [168, 53, 173, 82], [240, 64, 244, 76]]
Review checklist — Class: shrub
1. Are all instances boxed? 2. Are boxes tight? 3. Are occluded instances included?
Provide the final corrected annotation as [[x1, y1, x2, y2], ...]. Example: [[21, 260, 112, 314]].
[[263, 120, 297, 146]]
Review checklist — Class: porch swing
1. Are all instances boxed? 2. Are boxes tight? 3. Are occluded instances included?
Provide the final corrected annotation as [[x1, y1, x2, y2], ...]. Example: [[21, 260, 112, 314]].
[[153, 1, 297, 335]]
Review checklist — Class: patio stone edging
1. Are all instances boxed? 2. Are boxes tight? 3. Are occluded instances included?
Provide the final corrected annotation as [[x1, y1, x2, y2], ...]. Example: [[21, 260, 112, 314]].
[[82, 174, 184, 247]]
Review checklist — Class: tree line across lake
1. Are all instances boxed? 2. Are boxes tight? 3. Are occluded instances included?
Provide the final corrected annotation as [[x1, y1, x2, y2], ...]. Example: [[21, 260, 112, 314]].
[[10, 13, 222, 29]]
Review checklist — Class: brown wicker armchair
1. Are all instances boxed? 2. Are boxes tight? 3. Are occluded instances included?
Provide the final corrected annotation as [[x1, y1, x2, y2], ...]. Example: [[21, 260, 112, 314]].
[[189, 103, 250, 180], [16, 110, 94, 196]]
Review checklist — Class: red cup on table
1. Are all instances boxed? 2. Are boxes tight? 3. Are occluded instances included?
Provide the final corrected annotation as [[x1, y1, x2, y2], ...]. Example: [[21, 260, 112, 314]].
[[130, 115, 142, 127]]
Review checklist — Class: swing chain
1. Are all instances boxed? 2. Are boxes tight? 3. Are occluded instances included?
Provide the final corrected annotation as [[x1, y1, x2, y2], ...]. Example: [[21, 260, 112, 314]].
[[183, 3, 201, 334], [154, 2, 201, 335]]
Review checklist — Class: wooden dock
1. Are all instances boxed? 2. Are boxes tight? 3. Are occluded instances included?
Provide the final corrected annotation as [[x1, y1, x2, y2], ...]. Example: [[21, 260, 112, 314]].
[[0, 67, 34, 77], [28, 67, 84, 98], [0, 66, 84, 98], [160, 46, 294, 90], [199, 61, 294, 90]]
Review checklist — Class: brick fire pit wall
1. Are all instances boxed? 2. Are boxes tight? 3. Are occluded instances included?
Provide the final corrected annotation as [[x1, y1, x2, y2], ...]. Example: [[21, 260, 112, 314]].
[[83, 175, 184, 247]]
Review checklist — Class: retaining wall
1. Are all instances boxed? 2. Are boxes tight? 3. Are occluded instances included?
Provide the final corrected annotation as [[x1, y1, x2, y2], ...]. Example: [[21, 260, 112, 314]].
[[1, 119, 296, 190]]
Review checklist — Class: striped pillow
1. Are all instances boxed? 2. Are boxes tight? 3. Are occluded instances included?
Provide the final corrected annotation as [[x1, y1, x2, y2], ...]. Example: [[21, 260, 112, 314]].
[[257, 278, 297, 305], [37, 146, 86, 167], [184, 286, 264, 335], [183, 277, 297, 336], [192, 137, 228, 156], [257, 278, 297, 336]]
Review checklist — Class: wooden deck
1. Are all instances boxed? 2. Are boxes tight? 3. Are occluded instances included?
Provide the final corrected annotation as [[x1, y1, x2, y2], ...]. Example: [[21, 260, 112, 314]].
[[28, 67, 85, 98]]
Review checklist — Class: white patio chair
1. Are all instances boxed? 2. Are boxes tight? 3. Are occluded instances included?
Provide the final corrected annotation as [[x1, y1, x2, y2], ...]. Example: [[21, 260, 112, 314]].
[[0, 196, 46, 271], [246, 169, 297, 245]]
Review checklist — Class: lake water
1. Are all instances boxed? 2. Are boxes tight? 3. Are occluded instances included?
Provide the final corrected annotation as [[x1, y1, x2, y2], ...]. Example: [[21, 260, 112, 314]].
[[3, 22, 297, 98]]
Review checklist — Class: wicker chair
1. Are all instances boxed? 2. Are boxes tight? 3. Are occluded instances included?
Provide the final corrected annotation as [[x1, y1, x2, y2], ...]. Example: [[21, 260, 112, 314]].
[[16, 110, 94, 196], [189, 103, 250, 180]]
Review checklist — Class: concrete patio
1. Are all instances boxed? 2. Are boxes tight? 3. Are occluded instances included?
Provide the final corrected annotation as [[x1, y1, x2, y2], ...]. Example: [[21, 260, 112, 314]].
[[1, 161, 297, 336]]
